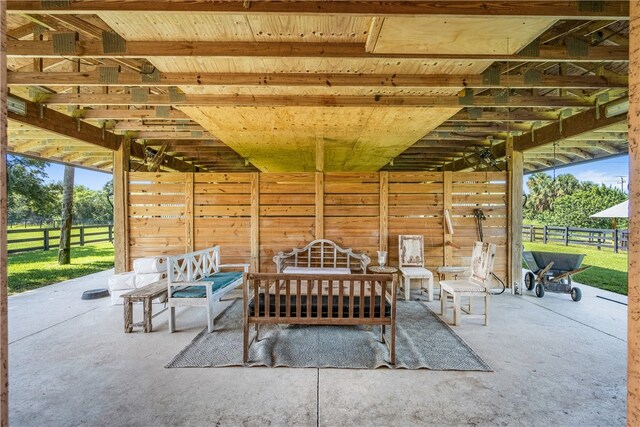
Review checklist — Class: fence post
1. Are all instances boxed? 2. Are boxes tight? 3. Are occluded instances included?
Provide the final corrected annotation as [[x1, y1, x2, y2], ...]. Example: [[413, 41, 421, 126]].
[[530, 225, 534, 242], [614, 228, 619, 253], [109, 225, 113, 243], [79, 227, 85, 247], [543, 225, 547, 244], [565, 227, 569, 246], [43, 229, 49, 251]]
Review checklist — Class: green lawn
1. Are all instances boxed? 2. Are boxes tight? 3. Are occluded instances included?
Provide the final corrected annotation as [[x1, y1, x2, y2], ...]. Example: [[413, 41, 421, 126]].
[[8, 242, 114, 295], [523, 241, 627, 295]]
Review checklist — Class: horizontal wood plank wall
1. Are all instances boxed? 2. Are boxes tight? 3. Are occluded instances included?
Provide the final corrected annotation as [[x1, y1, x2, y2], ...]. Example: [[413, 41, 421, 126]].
[[324, 172, 380, 260], [388, 172, 445, 269], [450, 171, 508, 280], [193, 173, 252, 265], [259, 173, 316, 272], [126, 171, 508, 283], [127, 172, 188, 268]]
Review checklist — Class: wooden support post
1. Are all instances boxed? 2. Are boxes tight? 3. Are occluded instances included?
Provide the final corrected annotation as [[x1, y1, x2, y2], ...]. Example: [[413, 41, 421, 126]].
[[628, 1, 640, 424], [250, 172, 259, 272], [443, 171, 453, 266], [564, 227, 569, 246], [113, 138, 130, 272], [315, 172, 324, 240], [184, 172, 194, 252], [507, 137, 524, 293], [0, 0, 8, 422], [379, 171, 388, 252]]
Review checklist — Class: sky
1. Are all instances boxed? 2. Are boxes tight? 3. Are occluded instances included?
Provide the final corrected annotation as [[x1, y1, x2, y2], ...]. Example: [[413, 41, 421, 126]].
[[523, 154, 629, 194], [32, 153, 631, 194], [43, 162, 112, 190]]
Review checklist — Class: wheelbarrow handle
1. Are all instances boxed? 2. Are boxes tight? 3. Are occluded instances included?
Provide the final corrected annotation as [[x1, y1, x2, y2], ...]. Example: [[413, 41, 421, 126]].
[[553, 266, 590, 281], [536, 261, 555, 281]]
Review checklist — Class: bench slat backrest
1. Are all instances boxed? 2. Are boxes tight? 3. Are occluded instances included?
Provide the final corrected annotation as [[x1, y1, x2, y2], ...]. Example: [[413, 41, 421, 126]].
[[167, 246, 221, 287], [273, 239, 371, 273], [244, 273, 396, 324]]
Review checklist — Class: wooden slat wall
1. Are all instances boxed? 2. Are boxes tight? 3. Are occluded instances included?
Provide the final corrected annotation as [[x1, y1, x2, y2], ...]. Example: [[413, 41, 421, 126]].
[[127, 172, 188, 268], [126, 171, 509, 284], [193, 173, 252, 265], [324, 173, 380, 262], [450, 172, 508, 279], [259, 173, 316, 272], [388, 172, 445, 269]]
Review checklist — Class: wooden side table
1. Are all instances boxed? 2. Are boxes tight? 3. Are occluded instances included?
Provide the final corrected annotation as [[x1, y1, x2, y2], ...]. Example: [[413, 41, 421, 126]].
[[123, 280, 168, 333]]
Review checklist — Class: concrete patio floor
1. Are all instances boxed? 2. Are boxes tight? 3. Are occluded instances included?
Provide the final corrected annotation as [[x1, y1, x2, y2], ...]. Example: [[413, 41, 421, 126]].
[[8, 270, 627, 426]]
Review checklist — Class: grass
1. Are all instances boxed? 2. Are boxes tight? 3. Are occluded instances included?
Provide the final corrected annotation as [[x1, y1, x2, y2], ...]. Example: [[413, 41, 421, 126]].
[[8, 242, 114, 295], [523, 241, 627, 295]]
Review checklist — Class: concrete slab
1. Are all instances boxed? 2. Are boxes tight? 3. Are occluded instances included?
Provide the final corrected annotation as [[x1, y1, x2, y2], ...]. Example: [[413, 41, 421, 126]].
[[8, 272, 627, 426]]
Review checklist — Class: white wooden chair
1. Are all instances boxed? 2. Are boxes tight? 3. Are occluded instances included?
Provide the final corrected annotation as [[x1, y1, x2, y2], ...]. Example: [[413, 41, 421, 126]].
[[398, 235, 434, 301], [440, 241, 497, 326]]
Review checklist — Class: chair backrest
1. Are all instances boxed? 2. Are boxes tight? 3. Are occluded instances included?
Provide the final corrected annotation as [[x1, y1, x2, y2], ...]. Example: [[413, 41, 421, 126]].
[[398, 235, 424, 268], [469, 241, 497, 285]]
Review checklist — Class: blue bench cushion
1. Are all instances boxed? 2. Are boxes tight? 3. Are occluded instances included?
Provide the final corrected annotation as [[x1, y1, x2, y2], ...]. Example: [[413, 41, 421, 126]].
[[171, 271, 243, 298]]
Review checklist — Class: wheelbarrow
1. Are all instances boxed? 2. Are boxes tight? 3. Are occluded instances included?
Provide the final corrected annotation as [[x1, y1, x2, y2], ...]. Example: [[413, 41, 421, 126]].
[[523, 251, 589, 302]]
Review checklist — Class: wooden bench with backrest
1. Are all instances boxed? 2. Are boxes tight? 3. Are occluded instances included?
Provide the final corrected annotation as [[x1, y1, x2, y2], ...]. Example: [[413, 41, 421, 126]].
[[273, 239, 371, 273], [167, 246, 249, 333], [243, 272, 397, 364]]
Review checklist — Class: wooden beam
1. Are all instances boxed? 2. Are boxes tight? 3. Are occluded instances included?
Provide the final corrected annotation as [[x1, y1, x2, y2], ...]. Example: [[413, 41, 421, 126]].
[[74, 108, 190, 120], [7, 95, 121, 150], [0, 0, 8, 423], [447, 110, 560, 122], [7, 71, 629, 89], [628, 2, 640, 425], [315, 172, 324, 240], [129, 141, 195, 172], [39, 93, 595, 108], [250, 172, 259, 273], [6, 0, 630, 19], [113, 137, 129, 273], [379, 171, 388, 253], [7, 40, 629, 62], [507, 137, 523, 294]]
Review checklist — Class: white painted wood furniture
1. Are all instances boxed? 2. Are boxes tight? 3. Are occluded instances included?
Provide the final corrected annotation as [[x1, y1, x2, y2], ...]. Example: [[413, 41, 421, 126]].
[[167, 246, 249, 333], [440, 241, 497, 326], [273, 239, 371, 273], [398, 235, 434, 301], [282, 266, 351, 275]]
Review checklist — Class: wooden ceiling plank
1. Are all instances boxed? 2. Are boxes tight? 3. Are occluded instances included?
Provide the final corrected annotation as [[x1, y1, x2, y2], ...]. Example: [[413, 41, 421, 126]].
[[6, 40, 629, 62], [75, 108, 190, 120], [5, 1, 630, 19], [7, 71, 629, 89]]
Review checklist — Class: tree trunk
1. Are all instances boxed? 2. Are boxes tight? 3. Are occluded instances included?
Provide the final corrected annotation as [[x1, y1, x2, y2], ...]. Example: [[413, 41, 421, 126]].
[[58, 165, 75, 265]]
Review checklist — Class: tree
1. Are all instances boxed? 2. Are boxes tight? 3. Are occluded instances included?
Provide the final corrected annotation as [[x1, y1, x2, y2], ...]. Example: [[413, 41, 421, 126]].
[[73, 185, 113, 224], [58, 166, 75, 265], [6, 156, 58, 225], [543, 184, 628, 228]]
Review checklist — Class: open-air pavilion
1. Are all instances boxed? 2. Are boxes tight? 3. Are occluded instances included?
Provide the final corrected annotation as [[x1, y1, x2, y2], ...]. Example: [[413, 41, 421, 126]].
[[0, 1, 638, 425]]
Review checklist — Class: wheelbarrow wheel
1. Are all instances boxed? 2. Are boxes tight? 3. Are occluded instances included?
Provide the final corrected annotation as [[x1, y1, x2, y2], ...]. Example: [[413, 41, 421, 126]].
[[571, 287, 582, 302], [525, 272, 535, 291], [535, 283, 545, 298]]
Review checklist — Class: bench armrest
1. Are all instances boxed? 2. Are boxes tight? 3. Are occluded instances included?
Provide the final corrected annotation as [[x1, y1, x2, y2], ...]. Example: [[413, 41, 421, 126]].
[[219, 263, 250, 272]]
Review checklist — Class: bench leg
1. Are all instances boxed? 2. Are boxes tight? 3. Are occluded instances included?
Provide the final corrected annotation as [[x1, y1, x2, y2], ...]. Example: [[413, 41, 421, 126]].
[[452, 293, 461, 326], [390, 321, 396, 365], [123, 298, 133, 333], [143, 298, 153, 333], [169, 306, 176, 333], [380, 324, 386, 342], [485, 293, 490, 326], [207, 303, 214, 333], [440, 289, 446, 315], [243, 320, 249, 364], [426, 275, 434, 302]]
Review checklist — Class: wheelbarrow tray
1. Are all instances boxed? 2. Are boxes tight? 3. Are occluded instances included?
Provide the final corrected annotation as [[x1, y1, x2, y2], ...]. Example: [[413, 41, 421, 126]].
[[523, 251, 586, 276]]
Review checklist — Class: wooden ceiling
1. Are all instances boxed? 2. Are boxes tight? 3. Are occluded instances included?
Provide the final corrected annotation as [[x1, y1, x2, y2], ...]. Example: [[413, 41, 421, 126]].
[[4, 1, 630, 174]]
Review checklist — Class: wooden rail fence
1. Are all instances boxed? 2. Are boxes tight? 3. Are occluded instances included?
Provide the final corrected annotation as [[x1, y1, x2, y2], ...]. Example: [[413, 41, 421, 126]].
[[522, 225, 629, 253], [8, 224, 114, 254]]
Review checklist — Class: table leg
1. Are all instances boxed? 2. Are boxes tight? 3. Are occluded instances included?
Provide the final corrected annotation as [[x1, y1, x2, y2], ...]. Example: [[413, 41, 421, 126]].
[[124, 297, 133, 333], [143, 297, 153, 333]]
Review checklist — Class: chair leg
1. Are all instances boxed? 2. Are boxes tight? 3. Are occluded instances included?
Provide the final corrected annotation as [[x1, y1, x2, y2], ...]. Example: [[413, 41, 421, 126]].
[[468, 295, 473, 314], [453, 293, 461, 326], [485, 293, 490, 326], [169, 306, 176, 333], [404, 276, 411, 301], [427, 274, 433, 302], [440, 289, 446, 315]]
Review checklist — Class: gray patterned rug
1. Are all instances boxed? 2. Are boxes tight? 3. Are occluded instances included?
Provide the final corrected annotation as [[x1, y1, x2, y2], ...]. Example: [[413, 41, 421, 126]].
[[166, 299, 491, 371]]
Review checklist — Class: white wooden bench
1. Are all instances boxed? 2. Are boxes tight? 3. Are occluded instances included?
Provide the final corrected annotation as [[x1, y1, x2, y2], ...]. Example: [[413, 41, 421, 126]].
[[273, 239, 371, 273], [167, 246, 249, 333]]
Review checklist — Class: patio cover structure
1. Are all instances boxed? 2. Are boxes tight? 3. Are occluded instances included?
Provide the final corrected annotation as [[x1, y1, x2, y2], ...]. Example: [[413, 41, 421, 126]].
[[0, 1, 638, 425]]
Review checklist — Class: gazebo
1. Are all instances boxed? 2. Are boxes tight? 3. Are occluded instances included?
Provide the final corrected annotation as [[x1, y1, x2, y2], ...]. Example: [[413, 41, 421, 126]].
[[0, 1, 638, 424]]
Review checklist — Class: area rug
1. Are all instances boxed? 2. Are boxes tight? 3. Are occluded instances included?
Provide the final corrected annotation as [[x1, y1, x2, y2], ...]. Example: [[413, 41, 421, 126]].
[[166, 300, 491, 371]]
